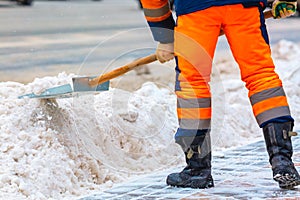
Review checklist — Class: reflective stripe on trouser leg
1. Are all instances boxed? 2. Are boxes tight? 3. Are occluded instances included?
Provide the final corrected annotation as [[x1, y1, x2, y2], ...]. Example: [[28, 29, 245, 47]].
[[223, 4, 292, 126], [177, 96, 211, 130], [173, 9, 221, 139], [250, 87, 291, 125]]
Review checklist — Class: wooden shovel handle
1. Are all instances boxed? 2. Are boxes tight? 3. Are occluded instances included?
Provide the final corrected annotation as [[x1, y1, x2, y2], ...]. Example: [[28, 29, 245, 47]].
[[219, 10, 273, 36], [89, 54, 157, 87], [263, 10, 273, 19]]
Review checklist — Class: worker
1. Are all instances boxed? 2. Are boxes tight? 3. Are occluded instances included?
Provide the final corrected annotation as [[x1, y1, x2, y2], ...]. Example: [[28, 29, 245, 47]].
[[140, 0, 300, 189]]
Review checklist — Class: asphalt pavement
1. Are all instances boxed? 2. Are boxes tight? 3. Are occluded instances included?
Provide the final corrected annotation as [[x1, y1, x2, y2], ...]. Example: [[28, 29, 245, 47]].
[[0, 0, 155, 83]]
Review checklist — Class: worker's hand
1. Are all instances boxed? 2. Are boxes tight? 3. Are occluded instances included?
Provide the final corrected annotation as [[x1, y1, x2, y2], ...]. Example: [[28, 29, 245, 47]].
[[156, 42, 174, 63], [272, 0, 297, 19]]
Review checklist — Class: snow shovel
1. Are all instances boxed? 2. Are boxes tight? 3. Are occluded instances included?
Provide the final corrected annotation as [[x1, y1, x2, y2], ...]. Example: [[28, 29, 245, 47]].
[[74, 53, 157, 89], [19, 10, 273, 100], [18, 54, 157, 99]]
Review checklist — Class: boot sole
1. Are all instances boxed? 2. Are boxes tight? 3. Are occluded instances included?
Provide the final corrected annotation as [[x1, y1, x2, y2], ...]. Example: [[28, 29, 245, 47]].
[[167, 179, 214, 189], [273, 173, 300, 189]]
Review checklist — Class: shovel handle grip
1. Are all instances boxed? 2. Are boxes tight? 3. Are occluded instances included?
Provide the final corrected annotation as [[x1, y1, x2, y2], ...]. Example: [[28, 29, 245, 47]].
[[263, 10, 273, 19], [89, 54, 157, 87], [219, 10, 273, 36]]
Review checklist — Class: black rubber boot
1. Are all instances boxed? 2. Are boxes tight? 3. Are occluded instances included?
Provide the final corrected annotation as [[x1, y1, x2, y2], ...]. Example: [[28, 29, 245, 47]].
[[166, 132, 214, 189], [263, 121, 300, 189]]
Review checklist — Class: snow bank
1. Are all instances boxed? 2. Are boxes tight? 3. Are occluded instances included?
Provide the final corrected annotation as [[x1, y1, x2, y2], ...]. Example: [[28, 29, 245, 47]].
[[0, 73, 182, 199], [272, 40, 300, 131], [210, 40, 300, 149], [0, 40, 299, 199]]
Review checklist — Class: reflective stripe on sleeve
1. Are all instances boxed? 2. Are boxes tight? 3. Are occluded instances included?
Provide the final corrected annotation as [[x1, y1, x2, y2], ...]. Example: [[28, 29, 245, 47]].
[[144, 2, 170, 18], [143, 2, 171, 22]]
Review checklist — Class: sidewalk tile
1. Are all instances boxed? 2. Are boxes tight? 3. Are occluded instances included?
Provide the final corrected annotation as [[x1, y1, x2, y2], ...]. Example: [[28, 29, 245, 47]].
[[80, 136, 300, 199]]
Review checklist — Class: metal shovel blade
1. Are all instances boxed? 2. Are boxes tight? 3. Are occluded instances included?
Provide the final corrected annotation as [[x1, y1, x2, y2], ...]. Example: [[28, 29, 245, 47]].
[[72, 76, 109, 92], [18, 84, 74, 99], [18, 53, 156, 99], [18, 78, 109, 99]]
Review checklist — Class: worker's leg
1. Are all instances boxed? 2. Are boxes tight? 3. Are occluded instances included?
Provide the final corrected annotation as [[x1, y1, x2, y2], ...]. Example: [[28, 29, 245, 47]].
[[224, 4, 300, 188], [167, 7, 222, 188], [223, 4, 291, 126]]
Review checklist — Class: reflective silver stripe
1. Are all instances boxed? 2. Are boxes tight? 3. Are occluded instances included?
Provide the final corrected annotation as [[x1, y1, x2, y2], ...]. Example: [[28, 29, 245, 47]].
[[250, 87, 286, 105], [177, 97, 211, 109], [256, 106, 291, 126], [143, 3, 170, 18], [179, 119, 211, 130]]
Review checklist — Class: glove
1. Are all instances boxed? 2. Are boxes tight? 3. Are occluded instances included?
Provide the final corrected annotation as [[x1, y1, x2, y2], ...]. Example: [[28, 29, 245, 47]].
[[156, 43, 174, 63], [272, 0, 297, 19]]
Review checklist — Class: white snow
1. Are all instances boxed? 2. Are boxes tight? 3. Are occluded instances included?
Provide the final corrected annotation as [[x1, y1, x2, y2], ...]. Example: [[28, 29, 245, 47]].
[[0, 40, 299, 199]]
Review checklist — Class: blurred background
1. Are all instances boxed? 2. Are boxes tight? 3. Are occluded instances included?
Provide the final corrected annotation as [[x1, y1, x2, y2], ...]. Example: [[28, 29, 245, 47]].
[[0, 0, 299, 84]]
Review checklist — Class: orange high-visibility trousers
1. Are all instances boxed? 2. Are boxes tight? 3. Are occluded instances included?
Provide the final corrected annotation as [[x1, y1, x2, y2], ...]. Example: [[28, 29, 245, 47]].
[[174, 4, 291, 138]]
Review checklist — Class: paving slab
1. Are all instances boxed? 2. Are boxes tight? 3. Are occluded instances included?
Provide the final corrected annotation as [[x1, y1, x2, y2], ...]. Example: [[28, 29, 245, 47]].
[[80, 136, 300, 200]]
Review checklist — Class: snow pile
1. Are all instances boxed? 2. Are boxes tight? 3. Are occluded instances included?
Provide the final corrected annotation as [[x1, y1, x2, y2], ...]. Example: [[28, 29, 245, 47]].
[[210, 40, 300, 149], [272, 40, 300, 60], [0, 75, 181, 200], [272, 40, 300, 131], [210, 59, 261, 149], [0, 40, 299, 199]]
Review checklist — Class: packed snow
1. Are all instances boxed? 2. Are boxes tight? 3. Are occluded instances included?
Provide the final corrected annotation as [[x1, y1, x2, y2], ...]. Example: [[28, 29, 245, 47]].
[[0, 40, 299, 199]]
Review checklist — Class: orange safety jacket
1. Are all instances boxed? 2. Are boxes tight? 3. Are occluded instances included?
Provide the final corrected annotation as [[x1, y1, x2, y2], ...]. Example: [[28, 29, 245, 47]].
[[140, 0, 267, 43]]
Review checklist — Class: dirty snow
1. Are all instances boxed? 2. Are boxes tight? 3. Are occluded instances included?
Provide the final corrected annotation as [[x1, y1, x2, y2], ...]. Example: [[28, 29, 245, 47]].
[[0, 40, 299, 199]]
